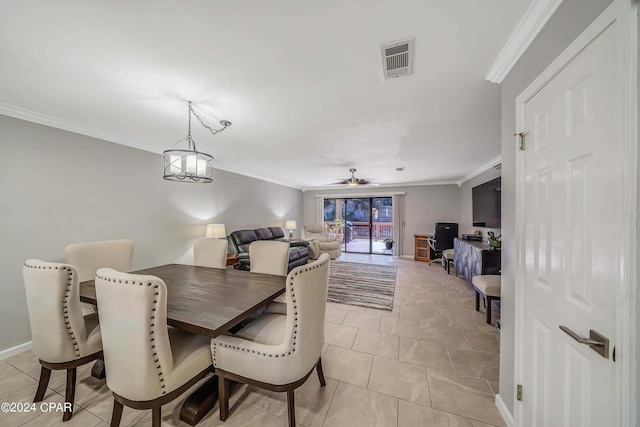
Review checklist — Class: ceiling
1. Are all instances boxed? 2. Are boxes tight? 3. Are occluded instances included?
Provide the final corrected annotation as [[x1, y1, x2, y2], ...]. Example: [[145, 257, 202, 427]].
[[0, 0, 532, 190]]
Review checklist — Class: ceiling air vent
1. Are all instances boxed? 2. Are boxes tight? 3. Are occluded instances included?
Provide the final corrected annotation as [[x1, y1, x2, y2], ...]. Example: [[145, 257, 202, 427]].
[[381, 38, 414, 79]]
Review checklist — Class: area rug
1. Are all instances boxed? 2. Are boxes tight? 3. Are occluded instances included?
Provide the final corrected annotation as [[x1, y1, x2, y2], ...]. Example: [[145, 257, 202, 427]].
[[328, 261, 397, 310]]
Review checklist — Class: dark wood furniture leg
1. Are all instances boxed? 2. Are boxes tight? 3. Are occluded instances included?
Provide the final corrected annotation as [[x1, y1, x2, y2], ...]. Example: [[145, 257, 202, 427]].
[[286, 390, 295, 426], [475, 290, 480, 311], [63, 368, 77, 421], [110, 400, 124, 427], [91, 359, 106, 379], [152, 407, 161, 427], [316, 358, 326, 386], [34, 366, 51, 402], [219, 376, 230, 421], [179, 375, 220, 426]]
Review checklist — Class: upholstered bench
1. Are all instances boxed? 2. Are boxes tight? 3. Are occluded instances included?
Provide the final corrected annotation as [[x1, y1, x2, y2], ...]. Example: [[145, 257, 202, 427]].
[[471, 275, 501, 324]]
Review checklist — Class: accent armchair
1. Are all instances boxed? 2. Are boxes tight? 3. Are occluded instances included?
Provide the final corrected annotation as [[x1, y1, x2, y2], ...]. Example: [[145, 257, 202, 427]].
[[301, 224, 342, 259]]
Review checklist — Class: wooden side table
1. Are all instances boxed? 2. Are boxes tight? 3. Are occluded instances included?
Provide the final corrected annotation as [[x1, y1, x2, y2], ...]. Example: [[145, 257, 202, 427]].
[[226, 254, 240, 270], [414, 234, 432, 262]]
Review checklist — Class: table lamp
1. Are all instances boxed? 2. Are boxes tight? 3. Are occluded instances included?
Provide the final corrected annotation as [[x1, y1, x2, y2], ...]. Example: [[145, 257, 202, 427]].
[[206, 224, 227, 239], [285, 220, 297, 240]]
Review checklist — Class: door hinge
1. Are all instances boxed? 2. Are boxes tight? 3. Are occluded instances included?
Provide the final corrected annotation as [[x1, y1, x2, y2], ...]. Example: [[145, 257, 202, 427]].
[[517, 384, 523, 401], [515, 132, 525, 151]]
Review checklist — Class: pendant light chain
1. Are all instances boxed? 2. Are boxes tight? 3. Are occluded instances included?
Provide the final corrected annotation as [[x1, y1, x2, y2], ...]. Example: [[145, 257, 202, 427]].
[[162, 101, 231, 184]]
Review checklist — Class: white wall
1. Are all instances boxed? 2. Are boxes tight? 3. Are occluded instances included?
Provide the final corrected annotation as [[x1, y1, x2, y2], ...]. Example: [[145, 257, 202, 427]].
[[0, 114, 303, 353], [302, 184, 460, 256], [498, 0, 614, 416]]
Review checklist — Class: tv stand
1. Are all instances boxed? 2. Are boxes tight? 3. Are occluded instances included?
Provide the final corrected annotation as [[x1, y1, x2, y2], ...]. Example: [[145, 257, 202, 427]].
[[453, 238, 501, 283]]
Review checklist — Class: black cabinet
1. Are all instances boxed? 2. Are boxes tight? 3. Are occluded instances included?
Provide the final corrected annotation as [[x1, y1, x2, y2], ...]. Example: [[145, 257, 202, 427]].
[[453, 238, 501, 283]]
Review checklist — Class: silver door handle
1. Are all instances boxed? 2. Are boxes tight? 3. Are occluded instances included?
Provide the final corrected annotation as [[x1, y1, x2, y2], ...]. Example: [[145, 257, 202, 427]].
[[559, 326, 609, 359]]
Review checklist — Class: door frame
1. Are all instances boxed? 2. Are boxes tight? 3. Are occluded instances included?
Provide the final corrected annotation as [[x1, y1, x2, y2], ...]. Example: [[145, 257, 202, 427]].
[[513, 1, 638, 425]]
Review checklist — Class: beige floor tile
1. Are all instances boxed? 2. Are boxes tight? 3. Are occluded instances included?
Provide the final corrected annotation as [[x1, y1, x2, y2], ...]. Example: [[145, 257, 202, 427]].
[[324, 323, 358, 349], [418, 318, 470, 350], [341, 311, 382, 331], [257, 377, 338, 426], [379, 317, 421, 339], [352, 330, 399, 359], [325, 307, 349, 324], [398, 399, 472, 427], [20, 405, 104, 427], [365, 305, 400, 318], [201, 401, 287, 427], [323, 382, 397, 427], [488, 381, 499, 395], [367, 357, 430, 406], [449, 350, 499, 382], [427, 370, 504, 426], [398, 337, 454, 374], [332, 303, 366, 312], [471, 420, 502, 427], [5, 349, 44, 379], [462, 330, 500, 355], [322, 346, 373, 388], [230, 382, 270, 406]]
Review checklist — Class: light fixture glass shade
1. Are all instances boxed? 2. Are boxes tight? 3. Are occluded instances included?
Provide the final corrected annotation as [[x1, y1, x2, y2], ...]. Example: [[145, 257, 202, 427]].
[[206, 224, 226, 239], [163, 149, 214, 183], [285, 220, 297, 230]]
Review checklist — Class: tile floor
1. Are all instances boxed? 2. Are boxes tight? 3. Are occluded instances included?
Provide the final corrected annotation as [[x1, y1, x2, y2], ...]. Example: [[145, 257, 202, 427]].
[[0, 254, 503, 427]]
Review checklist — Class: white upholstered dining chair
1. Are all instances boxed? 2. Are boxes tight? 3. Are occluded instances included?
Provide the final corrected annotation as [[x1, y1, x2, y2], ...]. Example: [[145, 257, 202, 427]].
[[249, 240, 290, 276], [95, 268, 214, 427], [194, 238, 228, 269], [23, 259, 103, 422], [65, 239, 134, 315], [211, 253, 330, 426]]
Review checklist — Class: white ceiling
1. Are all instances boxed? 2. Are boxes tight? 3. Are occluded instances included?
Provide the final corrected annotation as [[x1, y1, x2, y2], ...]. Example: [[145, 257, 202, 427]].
[[0, 0, 532, 189]]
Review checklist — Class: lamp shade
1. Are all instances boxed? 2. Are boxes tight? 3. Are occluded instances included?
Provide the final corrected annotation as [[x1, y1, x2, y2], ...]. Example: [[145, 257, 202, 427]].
[[206, 224, 226, 239], [285, 220, 297, 230]]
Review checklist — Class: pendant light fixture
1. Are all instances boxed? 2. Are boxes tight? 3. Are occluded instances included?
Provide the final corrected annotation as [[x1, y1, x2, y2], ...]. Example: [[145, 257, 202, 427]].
[[163, 101, 231, 183]]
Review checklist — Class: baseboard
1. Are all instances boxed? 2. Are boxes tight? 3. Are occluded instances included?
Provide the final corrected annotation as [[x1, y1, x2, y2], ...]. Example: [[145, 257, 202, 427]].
[[0, 341, 32, 361], [400, 255, 414, 259], [495, 394, 514, 427]]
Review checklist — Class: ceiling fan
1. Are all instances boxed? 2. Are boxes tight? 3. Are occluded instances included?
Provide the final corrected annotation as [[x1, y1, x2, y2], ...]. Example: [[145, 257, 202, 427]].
[[329, 168, 377, 186]]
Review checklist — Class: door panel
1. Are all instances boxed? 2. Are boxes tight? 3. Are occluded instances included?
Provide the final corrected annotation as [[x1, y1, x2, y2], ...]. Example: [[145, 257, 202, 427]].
[[521, 21, 620, 426]]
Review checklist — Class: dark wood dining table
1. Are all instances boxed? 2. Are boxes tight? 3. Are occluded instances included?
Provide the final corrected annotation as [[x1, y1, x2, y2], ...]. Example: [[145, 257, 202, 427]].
[[79, 263, 286, 425]]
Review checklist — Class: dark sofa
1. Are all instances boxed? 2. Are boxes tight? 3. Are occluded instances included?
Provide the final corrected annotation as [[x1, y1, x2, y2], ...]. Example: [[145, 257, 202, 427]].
[[228, 227, 309, 272]]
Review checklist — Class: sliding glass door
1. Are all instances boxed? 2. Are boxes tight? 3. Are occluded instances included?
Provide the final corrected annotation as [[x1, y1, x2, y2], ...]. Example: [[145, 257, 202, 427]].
[[323, 196, 393, 255]]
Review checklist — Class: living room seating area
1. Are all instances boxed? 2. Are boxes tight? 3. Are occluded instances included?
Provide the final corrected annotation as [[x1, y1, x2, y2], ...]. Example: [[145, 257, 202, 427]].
[[227, 227, 309, 272]]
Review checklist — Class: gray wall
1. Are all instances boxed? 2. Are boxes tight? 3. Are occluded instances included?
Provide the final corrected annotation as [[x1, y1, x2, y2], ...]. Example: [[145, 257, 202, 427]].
[[302, 185, 461, 256], [499, 0, 614, 416], [0, 114, 303, 353]]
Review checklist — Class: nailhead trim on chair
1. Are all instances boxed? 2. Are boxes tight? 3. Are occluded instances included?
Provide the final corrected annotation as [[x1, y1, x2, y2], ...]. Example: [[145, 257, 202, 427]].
[[96, 273, 167, 395], [212, 257, 329, 365], [23, 262, 82, 358]]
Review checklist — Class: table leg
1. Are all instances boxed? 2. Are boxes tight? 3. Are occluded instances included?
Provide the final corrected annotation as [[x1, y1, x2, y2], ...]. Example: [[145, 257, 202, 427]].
[[91, 359, 106, 379], [180, 376, 218, 426], [180, 375, 239, 426]]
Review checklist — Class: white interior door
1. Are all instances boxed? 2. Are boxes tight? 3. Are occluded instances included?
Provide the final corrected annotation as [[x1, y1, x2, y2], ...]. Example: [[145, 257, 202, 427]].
[[518, 9, 625, 427]]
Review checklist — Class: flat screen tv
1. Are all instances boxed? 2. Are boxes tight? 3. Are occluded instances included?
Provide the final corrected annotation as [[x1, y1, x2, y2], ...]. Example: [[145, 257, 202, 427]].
[[472, 177, 501, 228]]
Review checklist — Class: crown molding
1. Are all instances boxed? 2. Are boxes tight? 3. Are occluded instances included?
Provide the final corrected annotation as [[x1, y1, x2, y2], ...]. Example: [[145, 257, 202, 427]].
[[0, 102, 162, 154], [485, 0, 564, 83], [456, 155, 502, 187]]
